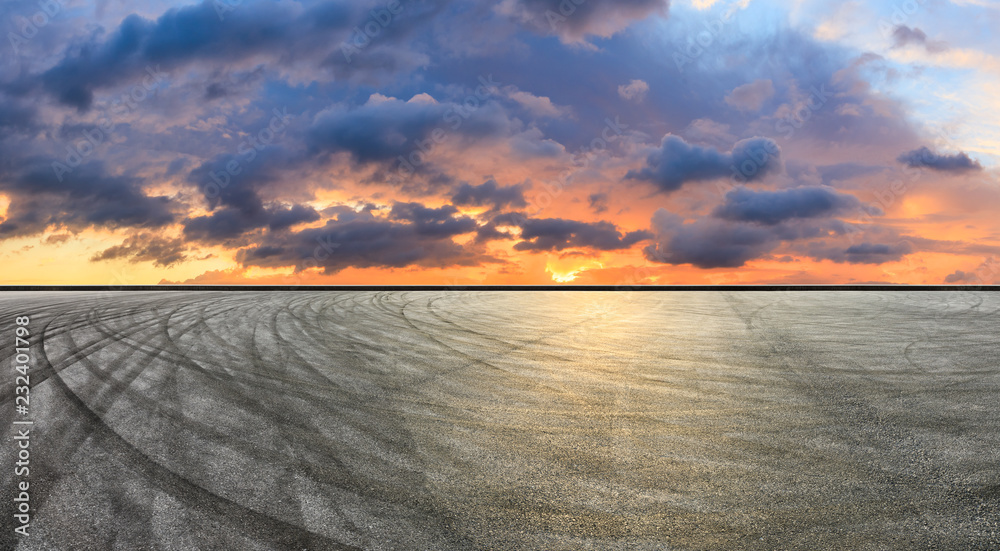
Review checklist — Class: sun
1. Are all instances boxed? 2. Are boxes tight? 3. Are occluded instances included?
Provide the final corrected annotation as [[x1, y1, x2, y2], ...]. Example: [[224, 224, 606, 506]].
[[549, 269, 582, 283], [545, 258, 605, 283]]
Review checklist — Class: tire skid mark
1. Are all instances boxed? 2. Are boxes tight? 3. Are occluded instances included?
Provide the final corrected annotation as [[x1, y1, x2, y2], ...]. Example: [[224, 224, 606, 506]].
[[394, 294, 609, 397], [37, 297, 362, 551], [57, 309, 312, 471], [258, 298, 470, 547], [0, 301, 182, 404], [213, 293, 477, 549], [92, 297, 347, 393], [151, 297, 406, 502]]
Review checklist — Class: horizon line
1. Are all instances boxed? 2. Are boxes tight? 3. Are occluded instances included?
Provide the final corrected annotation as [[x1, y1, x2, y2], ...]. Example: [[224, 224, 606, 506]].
[[2, 285, 999, 292]]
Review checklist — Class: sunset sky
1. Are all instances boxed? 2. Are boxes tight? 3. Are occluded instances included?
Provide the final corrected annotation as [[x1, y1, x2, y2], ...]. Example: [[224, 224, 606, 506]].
[[1, 0, 999, 285]]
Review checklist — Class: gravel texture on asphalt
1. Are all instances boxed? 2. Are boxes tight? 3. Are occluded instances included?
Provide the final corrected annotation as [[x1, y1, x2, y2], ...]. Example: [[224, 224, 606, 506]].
[[1, 291, 998, 550]]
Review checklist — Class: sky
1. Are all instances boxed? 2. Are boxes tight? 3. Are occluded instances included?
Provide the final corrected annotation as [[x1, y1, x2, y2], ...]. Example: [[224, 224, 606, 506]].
[[1, 0, 999, 285]]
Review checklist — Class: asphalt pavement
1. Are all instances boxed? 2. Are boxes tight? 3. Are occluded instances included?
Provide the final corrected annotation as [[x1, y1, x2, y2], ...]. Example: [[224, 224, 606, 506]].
[[1, 291, 997, 549]]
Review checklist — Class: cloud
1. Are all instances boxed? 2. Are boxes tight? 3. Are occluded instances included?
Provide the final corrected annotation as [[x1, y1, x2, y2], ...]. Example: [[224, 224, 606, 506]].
[[451, 179, 528, 210], [644, 206, 902, 269], [897, 146, 982, 172], [504, 87, 572, 117], [626, 135, 782, 192], [644, 209, 782, 268], [509, 128, 566, 159], [807, 241, 914, 264], [617, 79, 649, 103], [16, 0, 448, 109], [183, 203, 320, 243], [892, 25, 948, 54], [90, 234, 188, 267], [0, 161, 174, 239], [267, 204, 322, 231], [588, 192, 609, 213], [187, 146, 297, 211], [306, 93, 509, 166], [388, 202, 479, 237], [713, 186, 869, 225], [682, 119, 736, 148], [236, 204, 494, 274], [182, 146, 320, 243], [496, 0, 669, 42], [943, 259, 1000, 284], [1, 0, 992, 285], [945, 270, 974, 283], [512, 217, 653, 252], [26, 1, 358, 110], [0, 99, 38, 132], [182, 207, 270, 243], [724, 79, 774, 112], [44, 234, 72, 245]]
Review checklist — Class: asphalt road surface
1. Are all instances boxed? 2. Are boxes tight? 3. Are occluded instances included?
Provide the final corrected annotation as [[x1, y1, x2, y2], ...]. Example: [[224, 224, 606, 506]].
[[1, 291, 998, 550]]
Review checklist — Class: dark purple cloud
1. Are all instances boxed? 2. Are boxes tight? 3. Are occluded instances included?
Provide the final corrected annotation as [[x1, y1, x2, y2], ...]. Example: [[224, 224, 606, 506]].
[[31, 1, 349, 109], [15, 0, 450, 110], [806, 241, 914, 264], [644, 210, 781, 268], [945, 270, 976, 283], [943, 261, 1000, 284], [644, 207, 904, 269], [91, 234, 188, 267], [0, 99, 37, 132], [713, 186, 868, 225], [892, 25, 948, 54], [0, 160, 174, 239], [513, 218, 652, 252], [500, 0, 669, 41], [183, 203, 320, 243], [897, 146, 982, 173], [626, 135, 782, 192], [451, 179, 528, 210], [187, 146, 298, 211], [388, 202, 479, 237], [588, 192, 609, 214], [181, 145, 319, 243], [306, 94, 509, 166], [236, 204, 494, 274], [268, 204, 322, 231]]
